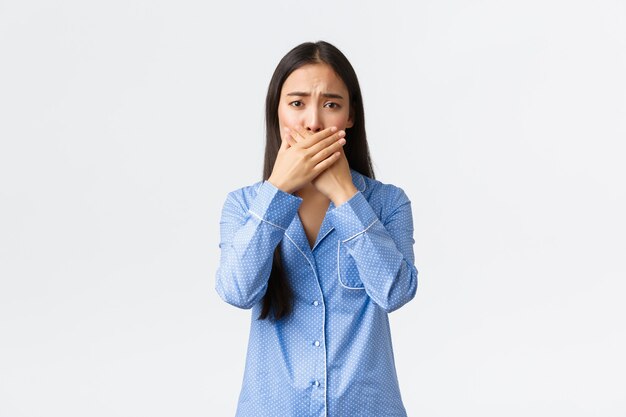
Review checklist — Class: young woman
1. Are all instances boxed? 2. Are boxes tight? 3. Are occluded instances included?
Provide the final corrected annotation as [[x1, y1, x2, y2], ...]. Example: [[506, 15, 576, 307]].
[[216, 41, 418, 417]]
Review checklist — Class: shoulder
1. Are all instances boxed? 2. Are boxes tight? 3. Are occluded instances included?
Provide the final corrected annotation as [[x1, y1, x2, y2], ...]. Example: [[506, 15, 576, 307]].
[[227, 180, 264, 198], [221, 180, 264, 213], [353, 170, 412, 221], [356, 170, 410, 206]]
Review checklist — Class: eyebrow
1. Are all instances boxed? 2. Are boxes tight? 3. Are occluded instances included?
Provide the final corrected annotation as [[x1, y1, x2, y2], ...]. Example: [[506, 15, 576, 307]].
[[286, 91, 345, 99]]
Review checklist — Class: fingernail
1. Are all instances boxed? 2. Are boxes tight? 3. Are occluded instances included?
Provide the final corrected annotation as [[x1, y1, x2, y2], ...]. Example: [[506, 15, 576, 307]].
[[338, 130, 345, 137], [330, 126, 337, 132]]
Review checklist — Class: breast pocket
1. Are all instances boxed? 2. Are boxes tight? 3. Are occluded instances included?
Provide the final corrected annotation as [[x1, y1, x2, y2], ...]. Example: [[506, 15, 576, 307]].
[[336, 240, 365, 290]]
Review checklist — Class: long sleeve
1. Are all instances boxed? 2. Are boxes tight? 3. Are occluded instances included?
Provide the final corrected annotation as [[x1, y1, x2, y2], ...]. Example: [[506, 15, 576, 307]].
[[215, 180, 302, 309], [327, 185, 418, 312], [221, 172, 416, 416]]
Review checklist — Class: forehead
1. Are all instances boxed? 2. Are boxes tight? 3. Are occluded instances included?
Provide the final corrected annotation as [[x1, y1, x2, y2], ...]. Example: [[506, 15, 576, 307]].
[[281, 63, 348, 94]]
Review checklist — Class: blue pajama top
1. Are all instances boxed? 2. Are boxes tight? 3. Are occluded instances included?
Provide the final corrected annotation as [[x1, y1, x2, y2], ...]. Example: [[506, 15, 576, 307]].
[[216, 168, 418, 417]]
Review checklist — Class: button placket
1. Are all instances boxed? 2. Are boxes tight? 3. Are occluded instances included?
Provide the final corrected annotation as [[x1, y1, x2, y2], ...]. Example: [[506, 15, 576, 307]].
[[307, 254, 326, 413]]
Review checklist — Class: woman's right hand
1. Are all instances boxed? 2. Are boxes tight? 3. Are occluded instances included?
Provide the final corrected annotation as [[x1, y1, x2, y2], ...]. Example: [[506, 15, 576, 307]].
[[267, 126, 346, 194]]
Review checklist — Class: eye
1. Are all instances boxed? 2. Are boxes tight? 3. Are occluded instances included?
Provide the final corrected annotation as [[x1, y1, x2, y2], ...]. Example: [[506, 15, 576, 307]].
[[289, 101, 304, 107], [324, 102, 341, 109]]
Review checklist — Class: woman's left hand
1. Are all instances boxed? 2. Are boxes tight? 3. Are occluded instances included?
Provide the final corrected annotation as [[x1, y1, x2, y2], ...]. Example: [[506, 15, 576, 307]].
[[286, 126, 358, 206]]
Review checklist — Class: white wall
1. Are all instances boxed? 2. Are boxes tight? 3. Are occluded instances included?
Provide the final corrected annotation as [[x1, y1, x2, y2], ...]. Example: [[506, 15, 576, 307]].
[[1, 0, 625, 415]]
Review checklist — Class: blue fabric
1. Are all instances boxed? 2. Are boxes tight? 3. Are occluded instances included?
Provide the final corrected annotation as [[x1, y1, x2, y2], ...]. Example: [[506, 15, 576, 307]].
[[216, 168, 418, 417]]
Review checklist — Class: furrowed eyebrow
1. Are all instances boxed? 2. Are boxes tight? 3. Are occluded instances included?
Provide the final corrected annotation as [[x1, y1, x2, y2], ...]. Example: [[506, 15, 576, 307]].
[[286, 91, 345, 99]]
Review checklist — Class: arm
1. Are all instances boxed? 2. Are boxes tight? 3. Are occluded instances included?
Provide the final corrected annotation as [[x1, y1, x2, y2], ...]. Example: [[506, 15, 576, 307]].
[[215, 181, 302, 309], [328, 185, 418, 312]]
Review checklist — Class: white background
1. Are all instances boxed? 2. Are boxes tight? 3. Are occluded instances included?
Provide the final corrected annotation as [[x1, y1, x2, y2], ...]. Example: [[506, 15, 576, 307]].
[[1, 0, 625, 416]]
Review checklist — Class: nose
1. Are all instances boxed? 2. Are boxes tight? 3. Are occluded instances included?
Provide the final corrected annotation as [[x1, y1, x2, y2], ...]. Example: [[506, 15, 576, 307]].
[[305, 108, 323, 133]]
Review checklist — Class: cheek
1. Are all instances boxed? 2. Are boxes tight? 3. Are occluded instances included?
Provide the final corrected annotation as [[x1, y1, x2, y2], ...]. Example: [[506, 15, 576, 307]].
[[277, 106, 300, 141], [326, 111, 351, 128], [277, 105, 297, 128]]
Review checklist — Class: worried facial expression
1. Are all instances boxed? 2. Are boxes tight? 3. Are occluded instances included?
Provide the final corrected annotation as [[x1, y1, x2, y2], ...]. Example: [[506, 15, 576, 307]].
[[278, 63, 354, 139]]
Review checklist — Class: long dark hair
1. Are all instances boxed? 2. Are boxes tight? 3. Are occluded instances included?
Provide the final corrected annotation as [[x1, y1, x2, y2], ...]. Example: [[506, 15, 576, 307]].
[[259, 41, 375, 320]]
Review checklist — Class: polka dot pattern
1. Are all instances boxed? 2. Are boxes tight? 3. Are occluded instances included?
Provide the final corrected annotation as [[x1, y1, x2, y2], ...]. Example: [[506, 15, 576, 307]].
[[216, 169, 418, 417]]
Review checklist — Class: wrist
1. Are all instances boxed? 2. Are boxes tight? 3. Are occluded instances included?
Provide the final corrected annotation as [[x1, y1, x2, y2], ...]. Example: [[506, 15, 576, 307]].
[[267, 177, 292, 194], [331, 184, 358, 206]]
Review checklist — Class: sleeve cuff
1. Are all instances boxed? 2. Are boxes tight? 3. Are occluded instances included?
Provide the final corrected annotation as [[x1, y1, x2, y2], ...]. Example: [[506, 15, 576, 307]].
[[247, 180, 302, 230], [328, 191, 379, 240]]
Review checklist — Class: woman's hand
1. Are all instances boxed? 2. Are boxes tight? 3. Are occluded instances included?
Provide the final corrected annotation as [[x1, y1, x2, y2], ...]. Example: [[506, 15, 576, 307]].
[[286, 126, 358, 206], [268, 126, 347, 194]]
